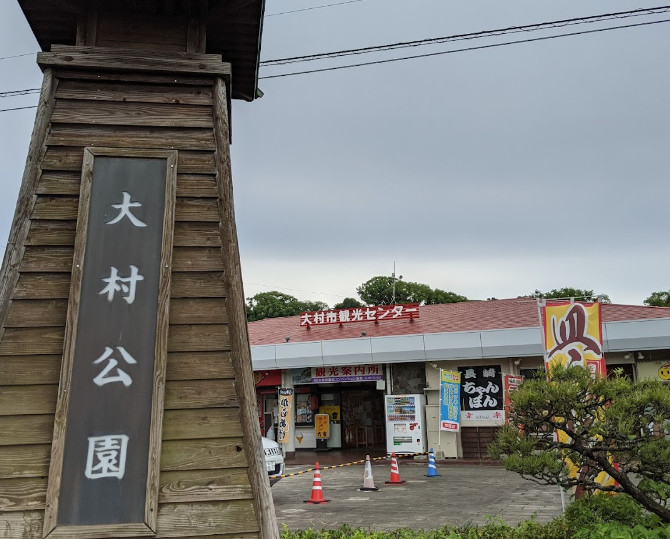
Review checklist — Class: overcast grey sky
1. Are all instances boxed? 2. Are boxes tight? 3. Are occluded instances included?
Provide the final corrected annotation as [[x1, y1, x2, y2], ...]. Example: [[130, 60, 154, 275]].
[[1, 1, 669, 306]]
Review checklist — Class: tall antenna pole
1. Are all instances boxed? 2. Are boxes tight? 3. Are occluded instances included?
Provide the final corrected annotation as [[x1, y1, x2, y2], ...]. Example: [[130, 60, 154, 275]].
[[391, 261, 396, 304]]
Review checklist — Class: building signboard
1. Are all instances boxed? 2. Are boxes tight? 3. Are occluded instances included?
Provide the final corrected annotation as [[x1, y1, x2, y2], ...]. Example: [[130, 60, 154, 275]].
[[458, 365, 504, 423], [44, 149, 176, 536], [299, 303, 419, 326], [292, 365, 383, 384]]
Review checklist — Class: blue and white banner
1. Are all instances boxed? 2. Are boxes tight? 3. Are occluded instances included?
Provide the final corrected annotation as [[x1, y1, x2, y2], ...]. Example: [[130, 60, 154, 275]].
[[440, 370, 461, 432]]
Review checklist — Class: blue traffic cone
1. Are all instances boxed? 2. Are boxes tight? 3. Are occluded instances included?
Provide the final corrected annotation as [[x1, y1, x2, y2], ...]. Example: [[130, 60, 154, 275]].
[[425, 448, 441, 478]]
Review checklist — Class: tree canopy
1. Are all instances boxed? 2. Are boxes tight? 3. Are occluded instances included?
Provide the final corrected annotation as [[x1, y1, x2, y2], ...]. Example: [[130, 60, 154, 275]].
[[356, 276, 467, 306], [644, 291, 670, 307], [333, 297, 364, 309], [528, 287, 611, 304], [246, 291, 328, 322], [488, 365, 670, 522]]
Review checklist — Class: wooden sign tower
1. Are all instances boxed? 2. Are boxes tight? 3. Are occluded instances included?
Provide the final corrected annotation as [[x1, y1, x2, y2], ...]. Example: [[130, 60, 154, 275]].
[[0, 1, 277, 537]]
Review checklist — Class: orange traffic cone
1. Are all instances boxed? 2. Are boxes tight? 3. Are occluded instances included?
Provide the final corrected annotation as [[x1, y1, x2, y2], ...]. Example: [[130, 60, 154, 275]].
[[358, 455, 379, 491], [385, 453, 406, 485], [304, 462, 330, 504]]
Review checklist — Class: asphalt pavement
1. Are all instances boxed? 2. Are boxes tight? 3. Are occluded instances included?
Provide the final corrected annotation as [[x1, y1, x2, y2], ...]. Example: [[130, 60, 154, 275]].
[[271, 460, 565, 532]]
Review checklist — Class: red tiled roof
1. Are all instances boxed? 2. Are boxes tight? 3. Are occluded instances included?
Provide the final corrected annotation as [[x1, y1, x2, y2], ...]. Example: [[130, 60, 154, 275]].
[[248, 298, 670, 346]]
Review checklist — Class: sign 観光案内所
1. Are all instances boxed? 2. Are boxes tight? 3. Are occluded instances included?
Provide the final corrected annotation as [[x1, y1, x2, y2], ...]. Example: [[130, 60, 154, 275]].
[[440, 370, 461, 432]]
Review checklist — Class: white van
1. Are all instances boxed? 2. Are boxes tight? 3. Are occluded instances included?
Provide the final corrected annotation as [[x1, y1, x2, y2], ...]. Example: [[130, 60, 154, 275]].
[[262, 436, 284, 486]]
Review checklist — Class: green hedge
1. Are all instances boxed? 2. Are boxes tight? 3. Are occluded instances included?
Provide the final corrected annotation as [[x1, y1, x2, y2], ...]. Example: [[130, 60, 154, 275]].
[[280, 495, 670, 539]]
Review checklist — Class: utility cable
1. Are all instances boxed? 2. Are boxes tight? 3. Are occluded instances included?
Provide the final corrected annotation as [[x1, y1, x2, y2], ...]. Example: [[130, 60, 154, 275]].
[[261, 4, 670, 65], [0, 89, 40, 98], [266, 0, 366, 17], [0, 105, 37, 112], [259, 17, 670, 79]]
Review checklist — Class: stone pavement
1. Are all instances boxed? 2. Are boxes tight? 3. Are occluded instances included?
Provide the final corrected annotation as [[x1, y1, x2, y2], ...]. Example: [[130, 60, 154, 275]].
[[271, 461, 565, 532]]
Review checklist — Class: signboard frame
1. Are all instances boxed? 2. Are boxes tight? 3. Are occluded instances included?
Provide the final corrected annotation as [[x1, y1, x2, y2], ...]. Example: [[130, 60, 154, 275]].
[[43, 148, 177, 537]]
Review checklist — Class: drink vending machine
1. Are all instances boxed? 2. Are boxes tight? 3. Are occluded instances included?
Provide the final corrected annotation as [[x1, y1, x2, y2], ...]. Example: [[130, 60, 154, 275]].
[[384, 394, 426, 454]]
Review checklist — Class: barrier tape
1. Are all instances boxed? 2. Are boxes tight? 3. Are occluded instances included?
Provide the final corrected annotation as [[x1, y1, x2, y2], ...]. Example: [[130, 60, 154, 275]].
[[269, 451, 429, 480]]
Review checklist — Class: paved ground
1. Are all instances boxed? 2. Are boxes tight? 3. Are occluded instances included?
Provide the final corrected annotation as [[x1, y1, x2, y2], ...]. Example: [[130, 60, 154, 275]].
[[271, 461, 565, 532]]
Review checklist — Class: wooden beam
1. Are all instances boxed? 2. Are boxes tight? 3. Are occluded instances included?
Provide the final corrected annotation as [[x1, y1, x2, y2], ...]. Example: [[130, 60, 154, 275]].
[[38, 45, 231, 78], [213, 77, 278, 539]]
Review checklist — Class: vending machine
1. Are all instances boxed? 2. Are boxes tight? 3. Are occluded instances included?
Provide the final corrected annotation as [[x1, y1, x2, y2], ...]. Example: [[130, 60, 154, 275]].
[[384, 394, 426, 454]]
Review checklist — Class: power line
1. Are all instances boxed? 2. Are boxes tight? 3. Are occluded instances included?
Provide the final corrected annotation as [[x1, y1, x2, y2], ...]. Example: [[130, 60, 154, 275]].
[[261, 4, 670, 65], [0, 89, 40, 98], [0, 51, 37, 61], [0, 105, 37, 112], [266, 0, 366, 17], [259, 17, 670, 79]]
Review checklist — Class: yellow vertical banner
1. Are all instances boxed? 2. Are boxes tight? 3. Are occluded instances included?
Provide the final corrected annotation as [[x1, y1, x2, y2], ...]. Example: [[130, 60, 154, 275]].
[[541, 300, 616, 493], [542, 301, 605, 378], [315, 414, 330, 440]]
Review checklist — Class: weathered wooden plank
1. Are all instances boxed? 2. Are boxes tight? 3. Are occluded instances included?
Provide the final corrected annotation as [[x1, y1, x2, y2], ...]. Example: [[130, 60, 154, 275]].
[[20, 247, 73, 272], [0, 445, 50, 479], [0, 477, 46, 511], [164, 380, 238, 410], [41, 146, 83, 171], [0, 328, 64, 356], [173, 222, 221, 247], [166, 351, 234, 381], [15, 273, 71, 299], [0, 385, 58, 415], [170, 272, 225, 298], [42, 147, 216, 174], [0, 356, 61, 386], [0, 414, 54, 446], [31, 196, 79, 220], [176, 174, 218, 198], [158, 469, 252, 504], [169, 298, 227, 325], [47, 124, 215, 151], [26, 220, 76, 246], [53, 70, 216, 87], [37, 172, 219, 198], [175, 198, 219, 222], [172, 248, 224, 272], [55, 80, 214, 105], [39, 45, 231, 77], [5, 300, 68, 328], [160, 439, 248, 471], [0, 510, 43, 537], [154, 500, 258, 537], [167, 324, 229, 352], [37, 171, 81, 195], [178, 151, 216, 174], [163, 408, 242, 440], [51, 100, 214, 128]]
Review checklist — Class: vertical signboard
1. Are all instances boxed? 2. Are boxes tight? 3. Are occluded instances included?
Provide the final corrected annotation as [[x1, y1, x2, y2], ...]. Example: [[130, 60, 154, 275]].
[[503, 374, 524, 425], [458, 365, 504, 422], [44, 149, 176, 537], [315, 414, 330, 439], [439, 370, 461, 432], [277, 387, 294, 445]]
